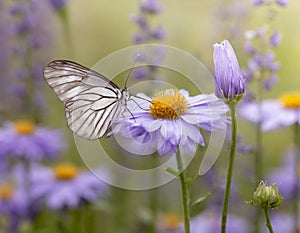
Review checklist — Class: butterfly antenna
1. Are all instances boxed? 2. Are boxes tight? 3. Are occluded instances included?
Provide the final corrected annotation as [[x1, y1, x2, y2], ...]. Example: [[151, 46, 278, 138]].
[[124, 53, 140, 88]]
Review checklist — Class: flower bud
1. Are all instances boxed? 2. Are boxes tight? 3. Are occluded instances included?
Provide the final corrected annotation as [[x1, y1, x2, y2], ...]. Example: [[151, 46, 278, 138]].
[[251, 181, 284, 210], [213, 40, 245, 103]]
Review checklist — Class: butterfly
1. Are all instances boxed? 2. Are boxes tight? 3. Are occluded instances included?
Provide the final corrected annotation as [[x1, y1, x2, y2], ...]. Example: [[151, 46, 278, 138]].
[[43, 60, 131, 140]]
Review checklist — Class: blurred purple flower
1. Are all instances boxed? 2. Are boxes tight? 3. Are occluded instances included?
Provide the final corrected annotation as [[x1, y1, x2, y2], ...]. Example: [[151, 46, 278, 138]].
[[150, 25, 166, 40], [0, 183, 29, 217], [252, 0, 264, 6], [0, 1, 55, 117], [0, 183, 30, 233], [244, 41, 256, 55], [0, 121, 65, 161], [213, 40, 245, 102], [275, 0, 289, 7], [238, 92, 300, 131], [131, 0, 165, 45], [191, 212, 251, 233], [237, 136, 254, 154], [243, 50, 281, 92], [264, 75, 278, 90], [133, 67, 149, 79], [252, 0, 288, 7], [131, 0, 165, 80], [269, 61, 280, 72], [267, 213, 294, 233], [0, 164, 43, 233], [270, 31, 282, 47], [31, 164, 109, 209], [140, 0, 163, 14], [267, 151, 297, 200], [110, 89, 228, 156], [48, 0, 67, 11], [174, 209, 251, 233], [264, 51, 275, 66], [247, 59, 260, 74]]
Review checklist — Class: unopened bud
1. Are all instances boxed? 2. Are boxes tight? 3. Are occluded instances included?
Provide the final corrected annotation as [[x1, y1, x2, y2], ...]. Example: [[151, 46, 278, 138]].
[[248, 181, 284, 210]]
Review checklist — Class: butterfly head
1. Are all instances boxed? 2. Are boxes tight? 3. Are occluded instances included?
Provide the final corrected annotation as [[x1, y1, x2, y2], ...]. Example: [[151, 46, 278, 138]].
[[121, 87, 131, 103]]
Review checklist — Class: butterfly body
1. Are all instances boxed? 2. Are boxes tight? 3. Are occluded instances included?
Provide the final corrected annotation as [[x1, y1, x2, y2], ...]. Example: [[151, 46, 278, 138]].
[[43, 60, 130, 140]]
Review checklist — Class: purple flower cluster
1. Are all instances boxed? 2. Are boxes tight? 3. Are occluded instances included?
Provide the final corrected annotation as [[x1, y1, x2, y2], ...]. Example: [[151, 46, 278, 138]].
[[9, 1, 46, 113], [131, 0, 166, 79], [244, 0, 288, 100], [243, 29, 281, 94], [0, 1, 66, 117], [131, 0, 165, 44], [241, 1, 288, 103]]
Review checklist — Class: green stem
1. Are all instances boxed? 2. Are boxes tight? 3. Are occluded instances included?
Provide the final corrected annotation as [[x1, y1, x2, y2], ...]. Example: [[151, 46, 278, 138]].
[[221, 102, 237, 233], [293, 123, 300, 233], [255, 75, 264, 182], [264, 209, 274, 233], [254, 75, 263, 233], [175, 150, 190, 233], [148, 154, 159, 233]]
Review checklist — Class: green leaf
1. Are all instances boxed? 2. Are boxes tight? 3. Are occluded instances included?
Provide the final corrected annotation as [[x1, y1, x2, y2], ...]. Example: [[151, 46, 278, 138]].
[[191, 193, 210, 206], [165, 167, 180, 177], [186, 170, 201, 184]]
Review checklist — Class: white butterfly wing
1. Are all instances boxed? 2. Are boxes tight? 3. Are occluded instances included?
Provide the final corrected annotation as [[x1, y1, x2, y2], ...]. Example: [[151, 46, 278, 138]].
[[43, 60, 123, 140]]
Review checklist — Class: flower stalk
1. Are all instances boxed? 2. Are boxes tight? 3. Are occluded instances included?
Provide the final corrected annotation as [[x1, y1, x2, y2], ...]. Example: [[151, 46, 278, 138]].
[[213, 39, 245, 233], [247, 181, 283, 233], [293, 123, 300, 233], [175, 150, 190, 233], [221, 102, 238, 233], [264, 208, 274, 233]]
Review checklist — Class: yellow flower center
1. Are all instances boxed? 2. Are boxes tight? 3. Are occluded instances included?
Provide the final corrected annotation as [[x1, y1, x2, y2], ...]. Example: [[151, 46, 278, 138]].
[[0, 183, 14, 200], [149, 89, 188, 120], [14, 120, 36, 134], [160, 213, 182, 230], [279, 92, 300, 108], [53, 163, 78, 180]]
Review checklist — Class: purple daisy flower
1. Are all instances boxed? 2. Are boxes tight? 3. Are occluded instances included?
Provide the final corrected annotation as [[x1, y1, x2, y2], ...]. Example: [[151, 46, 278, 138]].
[[0, 164, 42, 233], [31, 164, 109, 209], [238, 92, 300, 131], [0, 183, 30, 233], [0, 183, 29, 217], [0, 121, 65, 161], [110, 89, 228, 156]]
